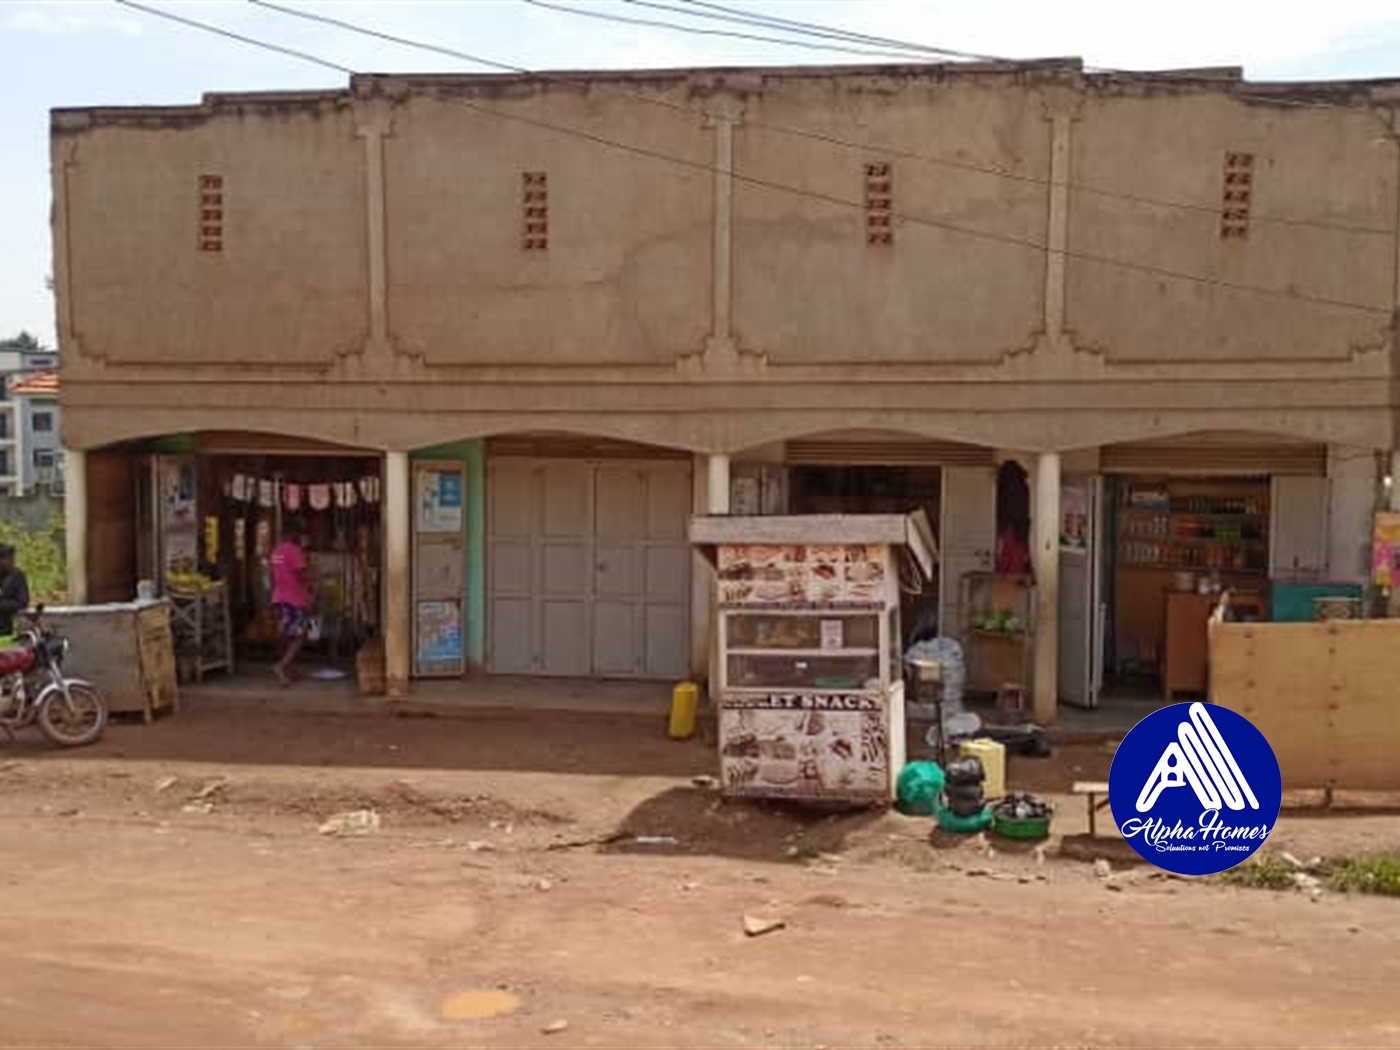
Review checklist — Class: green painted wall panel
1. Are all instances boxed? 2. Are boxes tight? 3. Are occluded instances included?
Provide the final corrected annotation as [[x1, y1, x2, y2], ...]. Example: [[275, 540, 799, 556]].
[[411, 440, 486, 668]]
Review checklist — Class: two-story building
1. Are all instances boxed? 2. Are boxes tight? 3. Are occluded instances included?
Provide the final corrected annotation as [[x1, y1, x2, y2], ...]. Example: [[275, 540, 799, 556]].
[[52, 60, 1400, 720]]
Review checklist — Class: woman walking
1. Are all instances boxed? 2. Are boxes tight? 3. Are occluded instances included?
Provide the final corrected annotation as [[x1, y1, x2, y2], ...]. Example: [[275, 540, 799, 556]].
[[270, 525, 312, 685]]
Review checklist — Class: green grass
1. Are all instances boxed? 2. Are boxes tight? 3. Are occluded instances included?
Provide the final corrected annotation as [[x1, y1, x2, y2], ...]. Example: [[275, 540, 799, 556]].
[[0, 519, 66, 604], [1327, 854, 1400, 897], [1218, 854, 1298, 891], [1220, 851, 1400, 898]]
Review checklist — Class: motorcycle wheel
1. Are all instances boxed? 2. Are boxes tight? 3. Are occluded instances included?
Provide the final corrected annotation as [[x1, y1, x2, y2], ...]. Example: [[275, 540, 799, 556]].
[[37, 683, 107, 748]]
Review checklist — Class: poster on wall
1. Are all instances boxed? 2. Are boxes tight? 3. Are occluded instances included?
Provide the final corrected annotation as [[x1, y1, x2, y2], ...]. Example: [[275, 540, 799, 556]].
[[718, 693, 889, 800], [715, 544, 889, 605], [1060, 484, 1087, 551], [415, 599, 463, 672], [160, 458, 196, 530], [416, 469, 463, 534], [1372, 512, 1400, 589]]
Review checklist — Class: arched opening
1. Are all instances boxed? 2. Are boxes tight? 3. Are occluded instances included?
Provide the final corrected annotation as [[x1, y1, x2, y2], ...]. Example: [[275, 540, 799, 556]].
[[407, 431, 696, 683], [80, 430, 385, 688], [730, 429, 998, 649]]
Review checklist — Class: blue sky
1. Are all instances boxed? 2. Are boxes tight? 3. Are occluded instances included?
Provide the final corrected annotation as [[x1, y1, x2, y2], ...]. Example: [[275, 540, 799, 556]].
[[4, 0, 1400, 346]]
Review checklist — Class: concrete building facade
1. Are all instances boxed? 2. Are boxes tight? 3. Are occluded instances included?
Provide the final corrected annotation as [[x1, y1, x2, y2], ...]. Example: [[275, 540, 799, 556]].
[[51, 61, 1400, 718]]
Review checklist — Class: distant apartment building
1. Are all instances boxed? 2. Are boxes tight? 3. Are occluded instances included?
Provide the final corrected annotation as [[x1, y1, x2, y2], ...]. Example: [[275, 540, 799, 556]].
[[0, 348, 61, 496]]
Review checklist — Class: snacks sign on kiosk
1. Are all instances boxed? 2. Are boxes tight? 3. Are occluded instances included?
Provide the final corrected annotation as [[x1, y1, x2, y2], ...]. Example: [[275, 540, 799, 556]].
[[690, 513, 937, 806]]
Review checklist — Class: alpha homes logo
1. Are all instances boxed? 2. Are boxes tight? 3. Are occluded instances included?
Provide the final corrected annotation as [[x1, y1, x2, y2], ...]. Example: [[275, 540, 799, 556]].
[[1109, 702, 1281, 876]]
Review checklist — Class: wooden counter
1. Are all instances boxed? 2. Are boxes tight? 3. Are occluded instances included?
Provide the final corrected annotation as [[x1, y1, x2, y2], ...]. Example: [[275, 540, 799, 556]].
[[1164, 592, 1216, 700], [1164, 588, 1264, 701]]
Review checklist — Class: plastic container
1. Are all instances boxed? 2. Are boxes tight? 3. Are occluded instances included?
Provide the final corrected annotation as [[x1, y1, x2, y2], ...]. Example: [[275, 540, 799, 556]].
[[668, 681, 698, 740], [896, 761, 945, 816], [936, 804, 993, 834], [960, 738, 1006, 800]]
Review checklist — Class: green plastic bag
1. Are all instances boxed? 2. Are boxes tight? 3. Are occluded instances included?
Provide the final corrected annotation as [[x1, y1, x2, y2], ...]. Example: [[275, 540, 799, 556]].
[[896, 761, 945, 816]]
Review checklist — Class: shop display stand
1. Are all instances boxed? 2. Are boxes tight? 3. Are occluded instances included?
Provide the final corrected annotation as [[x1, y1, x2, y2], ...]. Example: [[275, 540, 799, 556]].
[[169, 583, 234, 683]]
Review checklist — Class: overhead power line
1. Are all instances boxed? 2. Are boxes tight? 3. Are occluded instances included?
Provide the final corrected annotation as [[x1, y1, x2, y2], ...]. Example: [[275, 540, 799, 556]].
[[676, 0, 1400, 116], [116, 0, 352, 74], [655, 0, 1001, 62], [520, 0, 935, 62], [586, 0, 1397, 114], [249, 0, 1393, 238], [114, 0, 1395, 318]]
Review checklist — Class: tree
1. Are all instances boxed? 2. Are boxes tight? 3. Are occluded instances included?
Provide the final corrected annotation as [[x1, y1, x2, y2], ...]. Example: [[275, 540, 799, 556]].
[[0, 332, 44, 353]]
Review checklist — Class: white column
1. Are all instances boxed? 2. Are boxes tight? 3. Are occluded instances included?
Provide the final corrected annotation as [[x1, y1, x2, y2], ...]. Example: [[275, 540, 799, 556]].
[[1389, 450, 1400, 512], [383, 451, 411, 699], [707, 454, 731, 514], [63, 448, 87, 605], [703, 453, 731, 696], [690, 454, 711, 679], [1032, 451, 1061, 724]]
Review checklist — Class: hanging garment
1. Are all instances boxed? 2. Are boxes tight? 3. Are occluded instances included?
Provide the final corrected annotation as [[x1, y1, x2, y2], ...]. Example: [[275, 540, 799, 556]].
[[284, 483, 303, 512], [335, 482, 358, 509], [309, 484, 332, 512], [231, 475, 250, 502], [359, 476, 380, 504], [258, 479, 276, 508]]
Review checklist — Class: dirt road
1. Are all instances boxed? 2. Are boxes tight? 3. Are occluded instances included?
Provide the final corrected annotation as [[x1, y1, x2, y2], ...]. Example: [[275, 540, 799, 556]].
[[1, 704, 1398, 1048]]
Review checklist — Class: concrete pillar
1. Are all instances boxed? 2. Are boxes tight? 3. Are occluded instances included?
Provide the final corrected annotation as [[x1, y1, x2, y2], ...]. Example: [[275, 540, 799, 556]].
[[707, 454, 731, 514], [703, 454, 731, 696], [690, 454, 711, 679], [1388, 452, 1400, 618], [1389, 450, 1400, 512], [1032, 451, 1061, 725], [383, 451, 410, 699], [63, 448, 87, 606]]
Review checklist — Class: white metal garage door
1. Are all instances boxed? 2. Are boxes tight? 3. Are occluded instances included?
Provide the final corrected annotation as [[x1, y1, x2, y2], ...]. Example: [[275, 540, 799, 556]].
[[488, 457, 691, 678]]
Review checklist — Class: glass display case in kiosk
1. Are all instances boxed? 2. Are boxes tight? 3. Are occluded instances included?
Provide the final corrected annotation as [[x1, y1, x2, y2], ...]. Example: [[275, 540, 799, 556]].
[[690, 513, 937, 806]]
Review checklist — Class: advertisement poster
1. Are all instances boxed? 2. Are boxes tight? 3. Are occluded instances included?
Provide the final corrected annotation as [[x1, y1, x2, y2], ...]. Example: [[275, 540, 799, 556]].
[[415, 600, 463, 669], [718, 693, 889, 799], [160, 458, 196, 529], [1061, 484, 1087, 551], [716, 544, 888, 605], [1372, 512, 1400, 589], [416, 469, 463, 534]]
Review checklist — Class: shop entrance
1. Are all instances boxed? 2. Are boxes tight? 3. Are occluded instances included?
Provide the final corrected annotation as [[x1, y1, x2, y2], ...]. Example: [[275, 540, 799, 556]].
[[1103, 475, 1272, 702], [140, 445, 384, 678]]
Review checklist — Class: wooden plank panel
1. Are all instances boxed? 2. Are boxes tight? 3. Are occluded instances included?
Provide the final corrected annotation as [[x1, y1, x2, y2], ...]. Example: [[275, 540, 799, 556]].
[[1329, 621, 1399, 791], [1211, 619, 1400, 792], [86, 449, 137, 604], [1210, 622, 1332, 790]]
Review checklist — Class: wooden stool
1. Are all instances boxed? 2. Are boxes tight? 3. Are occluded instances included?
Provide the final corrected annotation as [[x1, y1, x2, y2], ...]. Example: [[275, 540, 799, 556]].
[[995, 682, 1027, 714]]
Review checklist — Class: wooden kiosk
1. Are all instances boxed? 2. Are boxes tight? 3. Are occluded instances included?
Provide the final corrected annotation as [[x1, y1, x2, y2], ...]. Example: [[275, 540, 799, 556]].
[[690, 513, 936, 806]]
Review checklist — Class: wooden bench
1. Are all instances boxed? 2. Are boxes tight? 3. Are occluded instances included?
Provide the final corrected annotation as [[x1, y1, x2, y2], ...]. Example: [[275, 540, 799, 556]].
[[1072, 781, 1111, 837]]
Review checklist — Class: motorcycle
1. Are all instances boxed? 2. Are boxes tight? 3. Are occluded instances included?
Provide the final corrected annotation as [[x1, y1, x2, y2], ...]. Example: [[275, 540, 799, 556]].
[[0, 606, 107, 747]]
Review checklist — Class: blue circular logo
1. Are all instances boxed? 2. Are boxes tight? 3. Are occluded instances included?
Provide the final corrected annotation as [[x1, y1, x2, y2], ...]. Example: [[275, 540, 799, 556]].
[[1108, 702, 1280, 876]]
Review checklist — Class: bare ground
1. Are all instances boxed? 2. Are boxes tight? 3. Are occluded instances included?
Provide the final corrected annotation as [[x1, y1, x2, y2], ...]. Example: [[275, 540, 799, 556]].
[[1, 701, 1398, 1049]]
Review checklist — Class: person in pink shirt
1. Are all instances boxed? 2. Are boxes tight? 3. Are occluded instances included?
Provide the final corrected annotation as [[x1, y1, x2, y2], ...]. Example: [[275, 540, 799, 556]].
[[269, 526, 312, 684]]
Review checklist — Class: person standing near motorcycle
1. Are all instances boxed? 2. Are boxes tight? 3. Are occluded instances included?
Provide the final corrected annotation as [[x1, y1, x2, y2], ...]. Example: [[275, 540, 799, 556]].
[[0, 544, 31, 639], [270, 525, 312, 685]]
